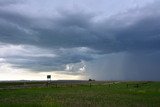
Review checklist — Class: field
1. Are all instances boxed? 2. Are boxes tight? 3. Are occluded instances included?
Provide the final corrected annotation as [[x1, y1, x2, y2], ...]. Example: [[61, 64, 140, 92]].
[[0, 81, 160, 107]]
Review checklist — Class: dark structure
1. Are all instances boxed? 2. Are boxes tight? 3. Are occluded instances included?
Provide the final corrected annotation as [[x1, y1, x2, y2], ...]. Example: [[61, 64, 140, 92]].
[[47, 75, 51, 81]]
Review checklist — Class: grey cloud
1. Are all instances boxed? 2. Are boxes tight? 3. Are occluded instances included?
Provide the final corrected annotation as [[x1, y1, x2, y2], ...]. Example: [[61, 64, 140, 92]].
[[114, 16, 160, 52], [0, 0, 160, 80], [0, 0, 24, 6], [86, 52, 160, 81], [122, 51, 160, 81], [0, 9, 32, 27], [1, 46, 98, 71], [0, 10, 38, 45], [0, 3, 160, 52]]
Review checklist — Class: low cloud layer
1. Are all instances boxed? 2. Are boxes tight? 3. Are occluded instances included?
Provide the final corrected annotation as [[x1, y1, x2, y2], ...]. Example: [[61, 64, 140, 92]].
[[0, 0, 160, 80]]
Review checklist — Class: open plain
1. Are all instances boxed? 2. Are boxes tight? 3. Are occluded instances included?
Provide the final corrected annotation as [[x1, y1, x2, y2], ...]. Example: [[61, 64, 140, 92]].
[[0, 81, 159, 107]]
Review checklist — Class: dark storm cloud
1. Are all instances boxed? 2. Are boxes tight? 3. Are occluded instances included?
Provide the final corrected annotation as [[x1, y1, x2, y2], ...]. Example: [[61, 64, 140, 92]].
[[116, 17, 160, 51], [0, 3, 160, 52], [122, 51, 160, 81], [86, 51, 160, 81], [0, 9, 38, 44], [0, 0, 160, 78]]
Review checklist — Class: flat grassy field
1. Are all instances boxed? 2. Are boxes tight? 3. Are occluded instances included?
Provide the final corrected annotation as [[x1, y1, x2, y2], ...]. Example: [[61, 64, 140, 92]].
[[0, 81, 159, 107]]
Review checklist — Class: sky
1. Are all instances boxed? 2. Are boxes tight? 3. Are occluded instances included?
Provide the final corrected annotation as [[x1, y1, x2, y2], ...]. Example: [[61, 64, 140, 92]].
[[0, 0, 160, 81]]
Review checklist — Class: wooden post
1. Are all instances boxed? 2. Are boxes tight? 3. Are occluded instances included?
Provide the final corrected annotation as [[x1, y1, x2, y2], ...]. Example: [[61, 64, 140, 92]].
[[136, 84, 139, 88], [89, 83, 91, 88], [56, 84, 58, 88]]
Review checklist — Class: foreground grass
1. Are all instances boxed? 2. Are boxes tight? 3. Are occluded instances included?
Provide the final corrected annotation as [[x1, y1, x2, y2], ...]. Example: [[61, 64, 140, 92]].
[[0, 81, 160, 107]]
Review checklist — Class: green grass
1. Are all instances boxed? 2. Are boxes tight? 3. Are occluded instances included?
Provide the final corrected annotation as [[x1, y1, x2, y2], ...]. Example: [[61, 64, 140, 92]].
[[0, 81, 160, 107]]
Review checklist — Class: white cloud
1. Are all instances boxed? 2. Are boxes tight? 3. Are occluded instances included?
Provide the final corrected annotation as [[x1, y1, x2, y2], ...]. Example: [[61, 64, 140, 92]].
[[0, 44, 57, 58]]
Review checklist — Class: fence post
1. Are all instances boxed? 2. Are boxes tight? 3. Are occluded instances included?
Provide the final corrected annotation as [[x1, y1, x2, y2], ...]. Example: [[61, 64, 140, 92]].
[[89, 83, 91, 88], [136, 84, 139, 88]]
